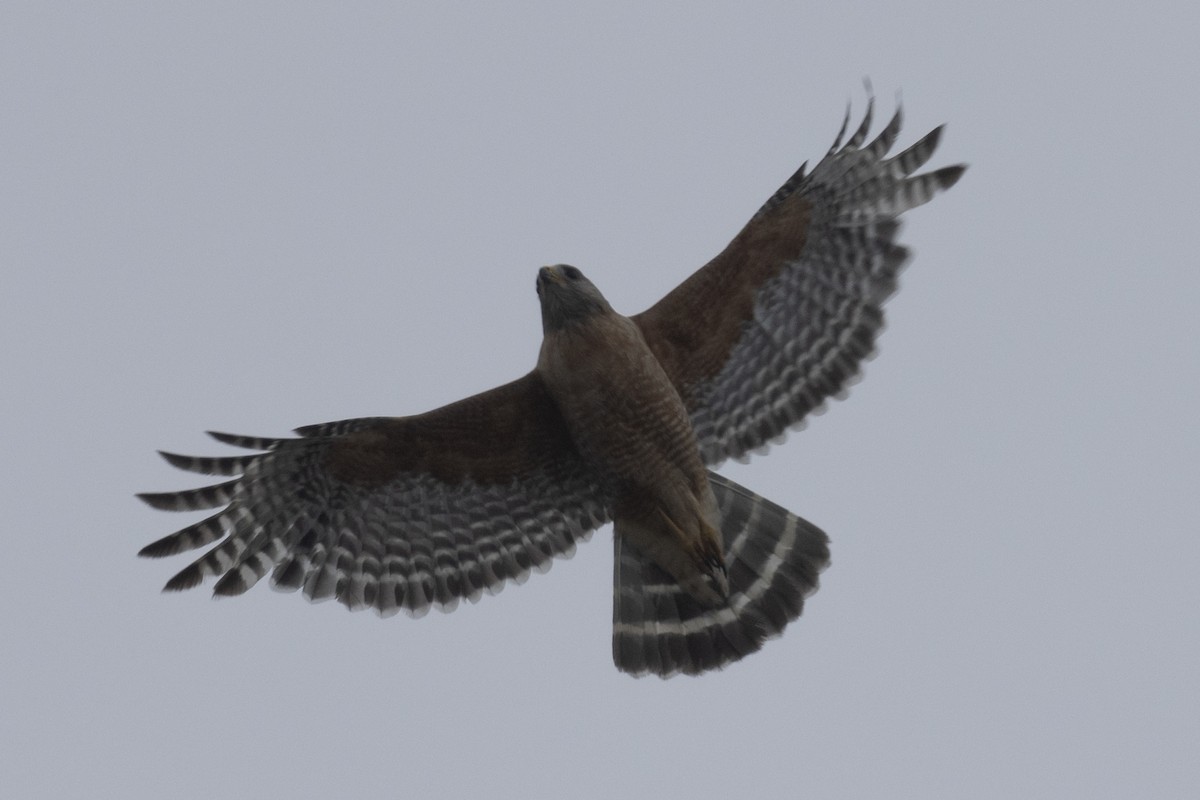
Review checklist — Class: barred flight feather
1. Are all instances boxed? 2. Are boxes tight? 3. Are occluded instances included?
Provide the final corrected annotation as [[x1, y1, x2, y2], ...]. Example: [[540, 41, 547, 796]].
[[157, 450, 258, 476], [140, 418, 609, 618], [636, 100, 963, 467]]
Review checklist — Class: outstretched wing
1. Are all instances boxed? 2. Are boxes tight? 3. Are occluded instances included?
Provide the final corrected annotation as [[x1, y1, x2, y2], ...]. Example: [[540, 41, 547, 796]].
[[635, 100, 965, 465], [138, 373, 609, 617]]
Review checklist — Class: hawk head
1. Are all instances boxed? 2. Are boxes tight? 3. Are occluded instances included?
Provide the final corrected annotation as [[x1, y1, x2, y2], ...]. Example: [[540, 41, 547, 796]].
[[536, 264, 613, 333]]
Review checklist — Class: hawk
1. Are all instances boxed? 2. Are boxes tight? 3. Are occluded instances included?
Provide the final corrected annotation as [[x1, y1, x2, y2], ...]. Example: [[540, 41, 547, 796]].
[[139, 98, 964, 677]]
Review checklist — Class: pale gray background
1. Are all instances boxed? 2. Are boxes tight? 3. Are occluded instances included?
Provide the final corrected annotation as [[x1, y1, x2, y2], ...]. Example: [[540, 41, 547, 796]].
[[3, 3, 1197, 798]]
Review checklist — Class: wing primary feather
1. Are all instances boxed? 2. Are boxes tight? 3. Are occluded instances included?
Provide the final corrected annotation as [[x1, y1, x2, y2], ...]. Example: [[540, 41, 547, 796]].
[[136, 479, 240, 511], [138, 511, 228, 558], [846, 92, 874, 148], [886, 124, 944, 176], [930, 163, 966, 191], [163, 562, 204, 592], [213, 558, 259, 597], [865, 105, 903, 160], [206, 431, 289, 450], [827, 101, 851, 155], [157, 450, 256, 476]]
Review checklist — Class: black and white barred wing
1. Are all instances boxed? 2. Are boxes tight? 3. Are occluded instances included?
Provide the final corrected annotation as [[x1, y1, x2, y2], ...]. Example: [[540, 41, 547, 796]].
[[138, 373, 609, 617], [612, 472, 830, 677], [636, 99, 965, 466]]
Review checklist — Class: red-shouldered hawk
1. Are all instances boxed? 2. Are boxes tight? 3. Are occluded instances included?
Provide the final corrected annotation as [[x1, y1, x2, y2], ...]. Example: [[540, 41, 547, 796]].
[[139, 97, 964, 677]]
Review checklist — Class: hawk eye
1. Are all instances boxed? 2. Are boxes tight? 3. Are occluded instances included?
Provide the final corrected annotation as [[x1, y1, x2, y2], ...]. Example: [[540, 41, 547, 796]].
[[562, 266, 582, 281]]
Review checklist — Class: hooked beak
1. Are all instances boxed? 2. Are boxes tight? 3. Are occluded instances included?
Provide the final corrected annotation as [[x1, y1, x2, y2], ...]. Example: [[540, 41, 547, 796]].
[[538, 265, 565, 286]]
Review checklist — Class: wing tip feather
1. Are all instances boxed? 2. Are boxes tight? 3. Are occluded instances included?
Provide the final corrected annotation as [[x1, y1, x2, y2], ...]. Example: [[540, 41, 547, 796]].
[[935, 163, 967, 190], [139, 535, 181, 559], [156, 450, 187, 469], [162, 564, 204, 592], [136, 491, 179, 511], [213, 569, 252, 597]]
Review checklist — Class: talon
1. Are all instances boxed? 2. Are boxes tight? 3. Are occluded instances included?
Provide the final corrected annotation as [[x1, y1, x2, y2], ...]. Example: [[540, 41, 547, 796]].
[[704, 553, 730, 598]]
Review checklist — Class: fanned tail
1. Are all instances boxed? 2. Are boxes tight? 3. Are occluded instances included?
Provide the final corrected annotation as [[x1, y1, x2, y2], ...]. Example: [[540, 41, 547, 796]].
[[612, 472, 830, 677]]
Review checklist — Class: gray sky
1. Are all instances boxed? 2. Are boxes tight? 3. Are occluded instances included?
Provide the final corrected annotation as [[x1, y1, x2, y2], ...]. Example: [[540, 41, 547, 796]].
[[3, 3, 1197, 798]]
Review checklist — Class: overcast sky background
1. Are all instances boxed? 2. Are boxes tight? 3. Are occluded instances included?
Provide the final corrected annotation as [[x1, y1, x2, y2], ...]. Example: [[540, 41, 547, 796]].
[[3, 3, 1198, 798]]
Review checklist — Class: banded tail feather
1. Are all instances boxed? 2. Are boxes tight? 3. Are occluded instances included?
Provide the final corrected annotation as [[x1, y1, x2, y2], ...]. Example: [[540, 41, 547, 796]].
[[612, 472, 830, 677]]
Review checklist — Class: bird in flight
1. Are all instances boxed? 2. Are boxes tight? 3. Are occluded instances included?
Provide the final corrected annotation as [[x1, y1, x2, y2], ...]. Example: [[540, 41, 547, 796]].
[[139, 97, 964, 678]]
